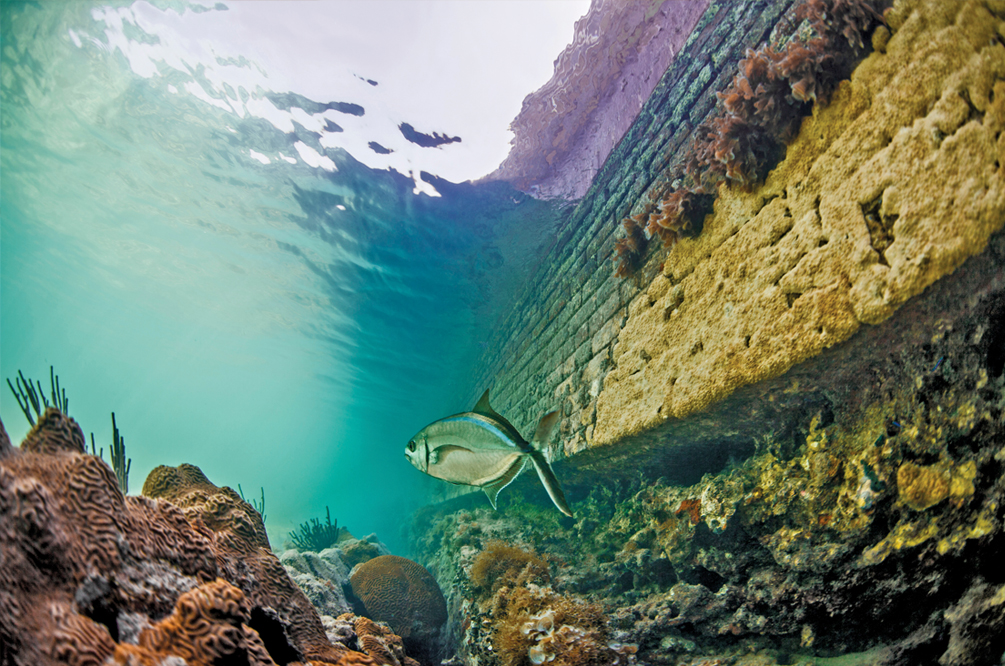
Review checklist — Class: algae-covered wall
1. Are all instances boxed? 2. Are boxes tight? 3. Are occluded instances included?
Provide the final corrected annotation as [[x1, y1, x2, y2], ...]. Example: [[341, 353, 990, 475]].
[[435, 0, 801, 505], [411, 2, 1005, 663], [434, 0, 1005, 505], [595, 0, 1005, 446]]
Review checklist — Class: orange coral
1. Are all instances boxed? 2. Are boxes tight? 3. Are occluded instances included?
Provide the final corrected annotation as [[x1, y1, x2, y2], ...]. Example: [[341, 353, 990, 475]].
[[469, 541, 551, 599], [141, 463, 345, 663], [676, 498, 702, 525], [614, 216, 649, 278], [115, 579, 276, 666], [346, 614, 420, 666], [349, 555, 446, 663]]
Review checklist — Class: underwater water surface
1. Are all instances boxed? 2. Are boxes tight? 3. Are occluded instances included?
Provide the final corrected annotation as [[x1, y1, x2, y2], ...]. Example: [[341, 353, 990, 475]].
[[0, 0, 587, 552]]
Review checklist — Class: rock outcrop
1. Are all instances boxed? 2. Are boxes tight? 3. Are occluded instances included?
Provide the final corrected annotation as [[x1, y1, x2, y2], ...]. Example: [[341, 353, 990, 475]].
[[483, 0, 708, 199]]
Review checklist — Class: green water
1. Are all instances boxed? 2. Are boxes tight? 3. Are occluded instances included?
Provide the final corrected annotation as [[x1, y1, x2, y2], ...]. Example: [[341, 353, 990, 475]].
[[0, 1, 566, 553]]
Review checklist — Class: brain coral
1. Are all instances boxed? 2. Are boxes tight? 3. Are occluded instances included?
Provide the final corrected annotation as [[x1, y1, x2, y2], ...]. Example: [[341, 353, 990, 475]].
[[349, 555, 447, 661], [0, 410, 409, 666], [114, 578, 276, 665], [350, 614, 421, 666]]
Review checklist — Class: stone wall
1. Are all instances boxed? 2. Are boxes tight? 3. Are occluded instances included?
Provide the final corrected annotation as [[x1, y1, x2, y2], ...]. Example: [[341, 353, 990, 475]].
[[430, 0, 801, 503], [433, 0, 1005, 510]]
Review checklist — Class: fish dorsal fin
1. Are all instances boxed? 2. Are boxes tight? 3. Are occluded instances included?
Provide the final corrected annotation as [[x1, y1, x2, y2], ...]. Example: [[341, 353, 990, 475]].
[[482, 457, 526, 510], [472, 389, 524, 443], [472, 389, 504, 420]]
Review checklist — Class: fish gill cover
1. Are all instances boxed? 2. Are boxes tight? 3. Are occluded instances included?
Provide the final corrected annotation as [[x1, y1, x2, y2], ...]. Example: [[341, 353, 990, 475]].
[[0, 0, 589, 553]]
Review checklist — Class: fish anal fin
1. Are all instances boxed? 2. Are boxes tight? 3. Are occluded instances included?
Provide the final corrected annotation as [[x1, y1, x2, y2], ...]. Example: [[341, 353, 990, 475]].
[[482, 457, 526, 510], [430, 444, 472, 466]]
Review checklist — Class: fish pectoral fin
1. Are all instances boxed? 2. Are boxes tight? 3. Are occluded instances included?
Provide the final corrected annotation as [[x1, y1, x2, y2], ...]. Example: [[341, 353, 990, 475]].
[[481, 457, 526, 510], [429, 444, 473, 466]]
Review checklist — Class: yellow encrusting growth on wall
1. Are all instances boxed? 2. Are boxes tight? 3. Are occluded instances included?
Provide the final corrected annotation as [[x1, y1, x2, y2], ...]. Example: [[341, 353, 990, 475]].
[[594, 0, 1005, 446]]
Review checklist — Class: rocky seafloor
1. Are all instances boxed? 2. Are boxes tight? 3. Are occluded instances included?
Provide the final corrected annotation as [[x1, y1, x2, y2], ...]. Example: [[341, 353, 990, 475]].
[[407, 226, 1005, 666]]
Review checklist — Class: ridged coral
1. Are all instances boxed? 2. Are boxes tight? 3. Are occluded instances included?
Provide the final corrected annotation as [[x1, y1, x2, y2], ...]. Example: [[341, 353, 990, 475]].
[[0, 409, 391, 666], [349, 555, 447, 662], [350, 614, 421, 666], [114, 579, 276, 666], [141, 463, 347, 663]]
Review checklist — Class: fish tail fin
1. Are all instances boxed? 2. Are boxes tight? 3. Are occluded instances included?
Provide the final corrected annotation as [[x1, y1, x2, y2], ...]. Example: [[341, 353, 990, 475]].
[[529, 411, 574, 518]]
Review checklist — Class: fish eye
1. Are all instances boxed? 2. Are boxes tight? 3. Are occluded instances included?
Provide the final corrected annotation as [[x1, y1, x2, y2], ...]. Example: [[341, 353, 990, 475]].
[[407, 440, 416, 452]]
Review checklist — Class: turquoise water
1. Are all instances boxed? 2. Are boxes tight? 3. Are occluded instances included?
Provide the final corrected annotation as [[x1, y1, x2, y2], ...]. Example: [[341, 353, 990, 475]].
[[0, 1, 568, 553]]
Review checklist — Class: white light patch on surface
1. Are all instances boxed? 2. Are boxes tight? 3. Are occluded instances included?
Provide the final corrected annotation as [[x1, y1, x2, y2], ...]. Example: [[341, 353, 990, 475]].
[[83, 0, 589, 183], [248, 150, 270, 165], [294, 142, 337, 172], [412, 172, 441, 198]]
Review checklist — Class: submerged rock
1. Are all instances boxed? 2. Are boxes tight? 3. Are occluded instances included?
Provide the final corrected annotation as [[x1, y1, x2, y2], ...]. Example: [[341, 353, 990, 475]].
[[281, 547, 354, 618]]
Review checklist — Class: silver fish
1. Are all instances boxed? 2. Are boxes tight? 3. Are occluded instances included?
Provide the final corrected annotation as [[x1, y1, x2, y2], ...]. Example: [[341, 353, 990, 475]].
[[405, 389, 573, 517]]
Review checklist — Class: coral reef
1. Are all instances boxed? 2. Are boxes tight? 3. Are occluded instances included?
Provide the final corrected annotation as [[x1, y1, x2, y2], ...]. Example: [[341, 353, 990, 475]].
[[0, 409, 414, 666], [351, 614, 422, 666], [113, 578, 277, 665], [349, 555, 448, 663]]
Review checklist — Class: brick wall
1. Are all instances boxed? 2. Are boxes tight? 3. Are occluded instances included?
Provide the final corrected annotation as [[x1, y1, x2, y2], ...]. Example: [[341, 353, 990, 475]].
[[430, 0, 801, 504]]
